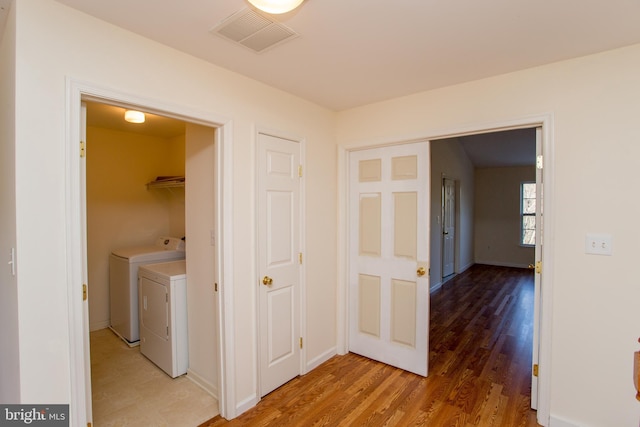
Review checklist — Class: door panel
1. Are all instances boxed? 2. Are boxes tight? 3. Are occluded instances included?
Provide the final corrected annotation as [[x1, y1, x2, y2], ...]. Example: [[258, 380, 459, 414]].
[[258, 133, 301, 397], [140, 277, 169, 340], [349, 141, 429, 377]]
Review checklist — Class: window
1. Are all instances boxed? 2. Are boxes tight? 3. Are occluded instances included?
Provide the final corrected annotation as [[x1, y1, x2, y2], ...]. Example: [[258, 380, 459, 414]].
[[521, 182, 536, 246]]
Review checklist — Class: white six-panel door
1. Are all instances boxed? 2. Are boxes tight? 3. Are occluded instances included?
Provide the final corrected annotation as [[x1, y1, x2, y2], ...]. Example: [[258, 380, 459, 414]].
[[257, 133, 301, 396], [348, 141, 430, 376]]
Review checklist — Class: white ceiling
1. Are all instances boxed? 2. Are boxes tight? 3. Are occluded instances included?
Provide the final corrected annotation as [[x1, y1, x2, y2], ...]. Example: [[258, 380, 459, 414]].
[[53, 0, 640, 112], [14, 0, 638, 166]]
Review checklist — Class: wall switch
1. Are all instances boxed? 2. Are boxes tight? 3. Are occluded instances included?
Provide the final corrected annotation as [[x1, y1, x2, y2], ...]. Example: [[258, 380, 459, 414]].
[[585, 233, 613, 256]]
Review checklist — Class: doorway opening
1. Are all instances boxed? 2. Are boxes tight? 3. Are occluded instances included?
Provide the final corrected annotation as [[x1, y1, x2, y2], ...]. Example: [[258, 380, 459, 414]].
[[66, 80, 236, 425], [341, 117, 552, 425], [83, 100, 218, 425], [429, 126, 540, 408]]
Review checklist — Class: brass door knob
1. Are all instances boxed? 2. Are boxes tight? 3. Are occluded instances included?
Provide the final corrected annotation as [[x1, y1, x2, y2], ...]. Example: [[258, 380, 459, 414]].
[[262, 276, 273, 286], [417, 267, 426, 277]]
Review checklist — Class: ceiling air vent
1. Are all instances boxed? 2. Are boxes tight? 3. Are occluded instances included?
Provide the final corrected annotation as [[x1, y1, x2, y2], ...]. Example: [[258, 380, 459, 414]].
[[211, 7, 298, 53]]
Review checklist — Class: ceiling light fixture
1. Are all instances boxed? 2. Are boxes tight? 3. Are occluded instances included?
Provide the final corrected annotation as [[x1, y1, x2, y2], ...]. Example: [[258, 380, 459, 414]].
[[124, 110, 145, 124], [247, 0, 304, 14]]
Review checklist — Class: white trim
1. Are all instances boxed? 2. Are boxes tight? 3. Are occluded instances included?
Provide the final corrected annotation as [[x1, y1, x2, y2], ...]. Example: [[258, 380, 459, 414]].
[[337, 113, 554, 427], [549, 416, 580, 427], [187, 369, 219, 398], [89, 320, 110, 331], [430, 281, 443, 293], [65, 78, 236, 423], [65, 79, 89, 427], [236, 393, 260, 417], [299, 137, 307, 375], [473, 261, 534, 269], [254, 128, 306, 401], [306, 347, 337, 371], [217, 121, 236, 419], [336, 146, 348, 355]]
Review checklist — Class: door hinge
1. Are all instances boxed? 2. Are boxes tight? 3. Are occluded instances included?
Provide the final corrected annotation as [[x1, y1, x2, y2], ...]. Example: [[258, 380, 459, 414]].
[[533, 364, 539, 377], [536, 155, 543, 170], [214, 282, 218, 292], [87, 423, 92, 427], [299, 337, 303, 349], [299, 253, 303, 264], [80, 140, 86, 158], [298, 165, 303, 177], [82, 284, 87, 301], [535, 261, 542, 274]]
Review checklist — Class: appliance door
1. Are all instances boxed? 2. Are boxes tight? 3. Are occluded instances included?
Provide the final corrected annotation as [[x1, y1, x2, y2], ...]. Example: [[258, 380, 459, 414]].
[[139, 275, 172, 376]]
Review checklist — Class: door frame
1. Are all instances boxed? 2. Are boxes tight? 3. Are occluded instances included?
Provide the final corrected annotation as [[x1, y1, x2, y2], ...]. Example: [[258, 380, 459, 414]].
[[441, 176, 457, 280], [337, 114, 555, 426], [65, 78, 238, 423], [254, 129, 307, 398]]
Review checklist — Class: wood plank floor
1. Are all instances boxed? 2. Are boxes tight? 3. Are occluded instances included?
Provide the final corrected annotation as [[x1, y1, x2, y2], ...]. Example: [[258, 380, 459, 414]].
[[200, 264, 542, 427]]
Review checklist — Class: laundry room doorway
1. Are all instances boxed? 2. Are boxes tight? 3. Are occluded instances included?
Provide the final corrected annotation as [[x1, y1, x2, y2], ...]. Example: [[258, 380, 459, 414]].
[[68, 87, 234, 426]]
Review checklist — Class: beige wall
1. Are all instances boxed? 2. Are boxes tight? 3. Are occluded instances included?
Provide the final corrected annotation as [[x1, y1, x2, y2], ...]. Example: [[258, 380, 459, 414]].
[[86, 126, 186, 330], [10, 0, 640, 425], [12, 0, 337, 412], [337, 44, 640, 426], [429, 138, 475, 290], [474, 166, 536, 268]]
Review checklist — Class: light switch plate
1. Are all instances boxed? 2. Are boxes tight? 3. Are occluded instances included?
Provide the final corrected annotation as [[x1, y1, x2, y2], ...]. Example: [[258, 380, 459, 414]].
[[585, 233, 613, 256]]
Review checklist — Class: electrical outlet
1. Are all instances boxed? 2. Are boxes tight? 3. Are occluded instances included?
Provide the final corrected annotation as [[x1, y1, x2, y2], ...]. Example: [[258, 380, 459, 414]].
[[585, 233, 613, 256]]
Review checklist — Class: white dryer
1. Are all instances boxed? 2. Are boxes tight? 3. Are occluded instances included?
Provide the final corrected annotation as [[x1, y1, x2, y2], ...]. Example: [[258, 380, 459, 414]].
[[109, 236, 185, 345], [138, 260, 188, 378]]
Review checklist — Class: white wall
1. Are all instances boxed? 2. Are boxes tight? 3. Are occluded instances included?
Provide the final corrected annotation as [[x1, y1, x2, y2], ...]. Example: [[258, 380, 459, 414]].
[[12, 0, 337, 412], [86, 126, 185, 330], [474, 166, 536, 268], [429, 138, 475, 290], [337, 44, 640, 427], [0, 0, 20, 403]]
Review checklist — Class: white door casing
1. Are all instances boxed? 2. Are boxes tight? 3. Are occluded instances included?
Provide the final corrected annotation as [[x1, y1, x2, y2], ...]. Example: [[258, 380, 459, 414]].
[[442, 178, 455, 278], [348, 141, 430, 377], [68, 81, 235, 423], [80, 102, 93, 424], [531, 126, 543, 410], [257, 133, 301, 396]]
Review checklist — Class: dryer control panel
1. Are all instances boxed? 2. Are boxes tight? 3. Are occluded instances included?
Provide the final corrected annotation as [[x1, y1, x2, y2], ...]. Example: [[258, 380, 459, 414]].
[[156, 236, 185, 251]]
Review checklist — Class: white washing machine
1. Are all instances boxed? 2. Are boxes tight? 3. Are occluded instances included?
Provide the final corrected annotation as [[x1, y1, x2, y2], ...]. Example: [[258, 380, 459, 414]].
[[109, 236, 185, 345], [138, 260, 188, 378]]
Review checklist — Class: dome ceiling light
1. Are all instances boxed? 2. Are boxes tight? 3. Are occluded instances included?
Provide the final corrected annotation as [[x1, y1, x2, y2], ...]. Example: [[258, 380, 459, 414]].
[[124, 110, 145, 124], [247, 0, 305, 14]]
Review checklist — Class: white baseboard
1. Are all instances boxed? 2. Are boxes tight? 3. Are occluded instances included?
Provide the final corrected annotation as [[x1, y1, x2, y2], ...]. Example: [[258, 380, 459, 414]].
[[430, 281, 443, 293], [235, 393, 259, 418], [306, 347, 337, 373], [474, 260, 531, 269], [430, 262, 475, 294], [549, 415, 580, 427], [458, 262, 474, 273], [186, 369, 218, 399], [90, 320, 109, 331]]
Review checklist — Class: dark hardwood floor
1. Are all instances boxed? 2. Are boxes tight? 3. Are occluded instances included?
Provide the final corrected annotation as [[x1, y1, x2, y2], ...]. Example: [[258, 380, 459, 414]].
[[200, 264, 541, 427]]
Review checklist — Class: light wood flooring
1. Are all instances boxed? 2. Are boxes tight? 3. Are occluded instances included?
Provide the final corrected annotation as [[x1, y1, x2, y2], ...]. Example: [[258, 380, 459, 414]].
[[201, 264, 542, 427], [90, 328, 218, 426]]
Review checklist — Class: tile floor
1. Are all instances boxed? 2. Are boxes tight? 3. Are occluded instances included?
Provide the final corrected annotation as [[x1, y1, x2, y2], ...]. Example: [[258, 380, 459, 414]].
[[90, 328, 219, 426]]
